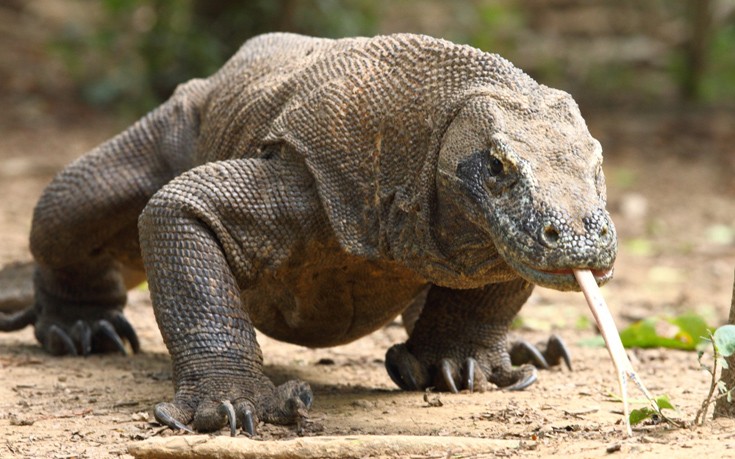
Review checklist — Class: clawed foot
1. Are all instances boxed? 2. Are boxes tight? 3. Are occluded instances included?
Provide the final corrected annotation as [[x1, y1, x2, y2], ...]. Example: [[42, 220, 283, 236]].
[[385, 334, 570, 394], [154, 377, 313, 436], [1, 302, 140, 356], [42, 312, 140, 356]]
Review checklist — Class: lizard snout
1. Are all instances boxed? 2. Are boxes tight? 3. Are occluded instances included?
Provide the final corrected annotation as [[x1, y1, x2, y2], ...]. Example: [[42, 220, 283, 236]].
[[523, 206, 618, 274], [537, 213, 615, 251], [500, 208, 617, 291]]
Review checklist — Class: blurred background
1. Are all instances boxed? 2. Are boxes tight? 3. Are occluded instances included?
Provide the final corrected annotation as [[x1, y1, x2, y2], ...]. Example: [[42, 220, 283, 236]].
[[2, 0, 734, 117], [0, 0, 734, 322]]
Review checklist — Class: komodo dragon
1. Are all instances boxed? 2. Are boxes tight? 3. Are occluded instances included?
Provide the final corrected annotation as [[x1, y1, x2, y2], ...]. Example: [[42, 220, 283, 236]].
[[0, 33, 617, 435]]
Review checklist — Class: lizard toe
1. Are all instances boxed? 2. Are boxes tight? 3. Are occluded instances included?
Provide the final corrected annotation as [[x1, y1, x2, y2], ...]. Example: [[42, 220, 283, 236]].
[[385, 343, 430, 391], [436, 357, 488, 393], [260, 379, 313, 426], [509, 334, 571, 371], [491, 363, 538, 391], [111, 313, 140, 353], [439, 358, 460, 393], [191, 399, 243, 434], [47, 324, 77, 356], [544, 334, 572, 370], [70, 320, 92, 356], [153, 401, 194, 433], [509, 339, 549, 369], [218, 400, 237, 437], [92, 319, 128, 355], [236, 403, 257, 437]]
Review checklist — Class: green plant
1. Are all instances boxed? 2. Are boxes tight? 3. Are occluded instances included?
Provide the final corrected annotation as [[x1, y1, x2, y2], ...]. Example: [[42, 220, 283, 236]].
[[693, 325, 735, 424], [629, 394, 677, 426], [619, 313, 712, 351], [626, 324, 735, 428]]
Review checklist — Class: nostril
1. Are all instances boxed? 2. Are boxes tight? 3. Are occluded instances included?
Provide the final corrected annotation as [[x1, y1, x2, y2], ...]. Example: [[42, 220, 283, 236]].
[[599, 224, 613, 243], [541, 224, 560, 246]]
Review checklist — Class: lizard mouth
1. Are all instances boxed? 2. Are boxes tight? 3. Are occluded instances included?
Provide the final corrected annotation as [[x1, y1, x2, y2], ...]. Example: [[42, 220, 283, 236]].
[[513, 263, 614, 291]]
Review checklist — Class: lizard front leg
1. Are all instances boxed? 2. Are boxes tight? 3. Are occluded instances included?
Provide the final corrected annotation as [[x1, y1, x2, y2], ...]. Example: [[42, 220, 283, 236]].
[[139, 158, 319, 435], [386, 279, 543, 392]]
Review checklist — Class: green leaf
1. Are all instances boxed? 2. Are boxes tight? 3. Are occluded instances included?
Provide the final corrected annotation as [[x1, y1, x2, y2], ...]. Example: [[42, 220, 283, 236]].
[[619, 318, 690, 350], [654, 395, 675, 411], [670, 313, 712, 348], [618, 314, 714, 351], [714, 325, 735, 357], [619, 318, 662, 348], [629, 407, 656, 425]]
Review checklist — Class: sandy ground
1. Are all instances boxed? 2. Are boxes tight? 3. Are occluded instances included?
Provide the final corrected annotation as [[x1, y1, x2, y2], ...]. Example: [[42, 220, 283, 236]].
[[1, 105, 734, 458]]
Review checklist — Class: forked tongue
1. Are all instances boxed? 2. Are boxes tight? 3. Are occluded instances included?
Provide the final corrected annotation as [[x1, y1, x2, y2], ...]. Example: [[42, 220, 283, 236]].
[[573, 269, 658, 436]]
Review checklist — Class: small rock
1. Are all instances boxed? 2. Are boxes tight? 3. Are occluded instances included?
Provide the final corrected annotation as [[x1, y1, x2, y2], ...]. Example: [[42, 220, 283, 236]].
[[423, 390, 443, 407], [131, 412, 150, 422], [350, 399, 375, 409], [9, 413, 35, 426]]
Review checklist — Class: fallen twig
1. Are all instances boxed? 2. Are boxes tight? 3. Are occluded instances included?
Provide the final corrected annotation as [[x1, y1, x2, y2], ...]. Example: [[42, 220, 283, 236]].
[[127, 434, 529, 459]]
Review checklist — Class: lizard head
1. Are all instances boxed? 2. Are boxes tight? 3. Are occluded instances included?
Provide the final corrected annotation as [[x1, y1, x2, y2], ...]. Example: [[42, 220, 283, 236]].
[[433, 88, 617, 291]]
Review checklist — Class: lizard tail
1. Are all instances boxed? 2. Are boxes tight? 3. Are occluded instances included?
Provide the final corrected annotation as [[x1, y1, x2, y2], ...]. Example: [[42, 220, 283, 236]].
[[0, 306, 36, 331], [0, 260, 36, 330]]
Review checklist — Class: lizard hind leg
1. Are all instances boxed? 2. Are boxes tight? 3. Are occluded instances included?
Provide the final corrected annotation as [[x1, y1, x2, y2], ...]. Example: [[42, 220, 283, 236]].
[[17, 79, 208, 356]]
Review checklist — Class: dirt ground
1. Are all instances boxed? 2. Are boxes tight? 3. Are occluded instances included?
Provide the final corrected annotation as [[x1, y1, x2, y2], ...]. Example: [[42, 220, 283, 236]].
[[0, 100, 734, 458]]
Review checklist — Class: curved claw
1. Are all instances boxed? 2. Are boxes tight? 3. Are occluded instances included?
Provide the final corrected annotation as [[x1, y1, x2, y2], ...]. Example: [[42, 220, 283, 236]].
[[510, 340, 550, 369], [503, 366, 538, 391], [218, 400, 237, 437], [385, 359, 418, 390], [71, 320, 92, 356], [385, 345, 424, 391], [47, 324, 78, 356], [113, 314, 140, 353], [0, 307, 37, 332], [465, 358, 477, 393], [439, 359, 459, 393], [545, 334, 572, 371], [154, 403, 194, 433], [95, 320, 127, 355], [239, 408, 256, 437]]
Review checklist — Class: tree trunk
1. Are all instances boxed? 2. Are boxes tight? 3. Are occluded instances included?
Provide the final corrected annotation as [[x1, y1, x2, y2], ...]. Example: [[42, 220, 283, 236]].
[[714, 268, 735, 418], [680, 0, 713, 101]]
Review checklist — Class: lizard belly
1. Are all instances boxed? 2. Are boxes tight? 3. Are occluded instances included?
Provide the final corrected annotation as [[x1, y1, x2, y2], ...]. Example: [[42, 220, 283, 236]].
[[245, 243, 426, 348]]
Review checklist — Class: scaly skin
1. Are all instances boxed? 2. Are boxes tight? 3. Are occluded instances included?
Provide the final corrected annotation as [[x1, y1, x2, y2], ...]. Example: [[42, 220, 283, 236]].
[[0, 33, 617, 435]]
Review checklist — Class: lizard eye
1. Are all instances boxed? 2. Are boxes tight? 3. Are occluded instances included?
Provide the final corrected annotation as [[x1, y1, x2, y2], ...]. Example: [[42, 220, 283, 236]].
[[488, 157, 504, 176]]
